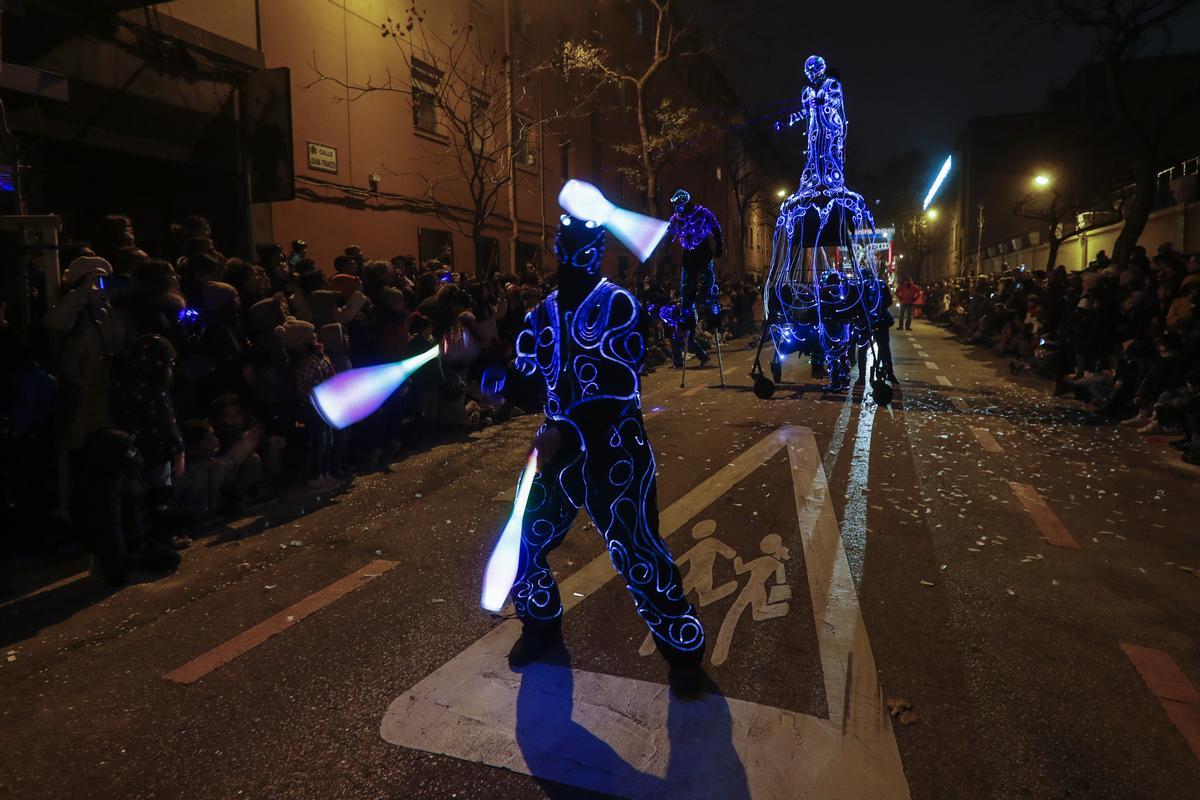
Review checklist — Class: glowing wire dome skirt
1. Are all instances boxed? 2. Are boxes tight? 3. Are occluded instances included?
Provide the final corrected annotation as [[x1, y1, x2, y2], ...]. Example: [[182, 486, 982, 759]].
[[481, 448, 540, 612], [558, 179, 669, 263], [310, 344, 440, 430]]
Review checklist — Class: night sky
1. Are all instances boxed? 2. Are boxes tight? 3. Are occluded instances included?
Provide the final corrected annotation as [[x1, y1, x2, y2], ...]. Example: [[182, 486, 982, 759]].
[[688, 0, 1200, 176]]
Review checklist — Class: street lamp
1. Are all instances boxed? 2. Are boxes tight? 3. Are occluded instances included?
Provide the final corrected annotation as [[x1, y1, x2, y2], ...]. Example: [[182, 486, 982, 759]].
[[926, 208, 939, 221], [1033, 173, 1052, 188], [776, 187, 788, 199]]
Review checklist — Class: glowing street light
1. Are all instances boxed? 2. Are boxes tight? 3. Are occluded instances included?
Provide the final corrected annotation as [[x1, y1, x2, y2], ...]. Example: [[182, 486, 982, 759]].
[[776, 187, 788, 199], [1033, 173, 1052, 188], [926, 207, 939, 221]]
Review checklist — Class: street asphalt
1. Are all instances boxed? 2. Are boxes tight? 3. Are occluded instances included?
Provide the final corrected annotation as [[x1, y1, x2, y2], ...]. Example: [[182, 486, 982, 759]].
[[1, 320, 1198, 799]]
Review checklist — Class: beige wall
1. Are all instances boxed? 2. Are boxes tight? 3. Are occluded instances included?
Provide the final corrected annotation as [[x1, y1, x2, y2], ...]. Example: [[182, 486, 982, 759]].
[[250, 0, 754, 277], [968, 201, 1200, 275]]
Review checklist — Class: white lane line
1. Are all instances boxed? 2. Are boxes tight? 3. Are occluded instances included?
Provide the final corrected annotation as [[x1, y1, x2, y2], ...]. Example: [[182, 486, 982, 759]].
[[381, 427, 909, 799], [923, 360, 938, 370], [970, 427, 1004, 454], [936, 375, 952, 387], [841, 346, 876, 587]]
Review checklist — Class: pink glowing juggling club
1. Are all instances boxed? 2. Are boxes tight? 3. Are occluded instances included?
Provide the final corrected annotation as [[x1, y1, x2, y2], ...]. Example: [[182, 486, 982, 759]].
[[310, 344, 440, 430], [481, 448, 540, 612], [557, 179, 669, 263]]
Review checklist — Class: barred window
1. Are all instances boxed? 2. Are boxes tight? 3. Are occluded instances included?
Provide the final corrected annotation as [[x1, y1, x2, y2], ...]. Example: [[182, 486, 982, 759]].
[[513, 113, 538, 169], [412, 59, 442, 136]]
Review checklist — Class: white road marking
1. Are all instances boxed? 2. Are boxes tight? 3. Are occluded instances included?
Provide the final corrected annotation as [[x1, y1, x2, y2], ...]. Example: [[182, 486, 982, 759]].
[[380, 427, 909, 799], [936, 375, 952, 387], [951, 397, 971, 413], [923, 360, 938, 370], [970, 427, 1005, 454]]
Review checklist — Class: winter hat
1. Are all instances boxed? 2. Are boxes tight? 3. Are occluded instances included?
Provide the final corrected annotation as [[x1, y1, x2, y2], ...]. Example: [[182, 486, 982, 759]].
[[306, 289, 341, 328], [277, 317, 316, 350], [63, 255, 112, 286], [202, 280, 239, 311], [329, 273, 363, 300], [249, 296, 287, 333]]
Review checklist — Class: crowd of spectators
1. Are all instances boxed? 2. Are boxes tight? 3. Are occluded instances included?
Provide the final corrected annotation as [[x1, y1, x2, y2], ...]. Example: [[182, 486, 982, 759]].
[[0, 214, 761, 588], [913, 244, 1200, 466]]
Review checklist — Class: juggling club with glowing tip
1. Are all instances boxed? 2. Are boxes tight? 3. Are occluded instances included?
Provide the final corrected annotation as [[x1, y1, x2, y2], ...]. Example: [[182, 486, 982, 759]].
[[557, 179, 670, 263], [310, 343, 442, 430], [481, 448, 540, 612]]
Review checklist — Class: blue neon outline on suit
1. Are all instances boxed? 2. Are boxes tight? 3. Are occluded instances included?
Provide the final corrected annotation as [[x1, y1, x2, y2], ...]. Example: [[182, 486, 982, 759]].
[[509, 218, 704, 654]]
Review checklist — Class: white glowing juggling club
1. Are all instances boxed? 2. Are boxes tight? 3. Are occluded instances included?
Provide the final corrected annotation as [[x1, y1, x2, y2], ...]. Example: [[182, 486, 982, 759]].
[[558, 179, 670, 263], [481, 448, 539, 612], [310, 344, 440, 430]]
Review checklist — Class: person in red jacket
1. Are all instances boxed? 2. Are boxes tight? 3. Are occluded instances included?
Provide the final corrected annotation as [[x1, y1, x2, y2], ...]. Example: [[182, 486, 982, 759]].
[[896, 279, 919, 330]]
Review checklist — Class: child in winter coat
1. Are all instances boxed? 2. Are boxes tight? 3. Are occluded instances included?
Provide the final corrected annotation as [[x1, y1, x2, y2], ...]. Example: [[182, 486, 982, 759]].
[[279, 318, 338, 492]]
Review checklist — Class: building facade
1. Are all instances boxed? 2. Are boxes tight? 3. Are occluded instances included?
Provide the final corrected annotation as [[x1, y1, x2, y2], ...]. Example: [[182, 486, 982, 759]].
[[0, 1, 775, 279]]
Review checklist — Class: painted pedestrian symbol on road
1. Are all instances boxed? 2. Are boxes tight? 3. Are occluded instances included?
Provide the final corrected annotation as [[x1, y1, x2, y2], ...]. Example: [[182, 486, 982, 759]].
[[638, 520, 791, 664]]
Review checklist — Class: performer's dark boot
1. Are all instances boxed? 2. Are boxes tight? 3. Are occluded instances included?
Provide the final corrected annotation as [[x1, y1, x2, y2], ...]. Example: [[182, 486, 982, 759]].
[[655, 638, 706, 699], [508, 616, 563, 668]]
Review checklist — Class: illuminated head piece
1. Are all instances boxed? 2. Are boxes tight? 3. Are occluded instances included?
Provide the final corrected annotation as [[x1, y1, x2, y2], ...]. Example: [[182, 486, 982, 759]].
[[804, 54, 826, 84], [670, 188, 691, 212], [554, 214, 606, 276]]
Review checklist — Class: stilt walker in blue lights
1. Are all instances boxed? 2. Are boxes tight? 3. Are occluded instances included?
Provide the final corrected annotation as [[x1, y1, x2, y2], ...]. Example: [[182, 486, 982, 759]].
[[753, 54, 889, 399], [504, 209, 706, 697], [667, 189, 723, 377]]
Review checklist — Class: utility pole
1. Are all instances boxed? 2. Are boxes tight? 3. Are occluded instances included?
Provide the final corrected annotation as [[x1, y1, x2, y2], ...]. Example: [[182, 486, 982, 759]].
[[976, 204, 984, 277], [503, 0, 519, 274]]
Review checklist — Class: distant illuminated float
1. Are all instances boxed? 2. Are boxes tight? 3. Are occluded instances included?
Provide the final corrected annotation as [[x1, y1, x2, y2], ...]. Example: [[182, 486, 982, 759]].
[[756, 54, 888, 395]]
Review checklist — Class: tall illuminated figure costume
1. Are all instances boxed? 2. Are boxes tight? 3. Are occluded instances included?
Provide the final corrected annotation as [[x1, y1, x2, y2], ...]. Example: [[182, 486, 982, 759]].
[[507, 212, 705, 695], [754, 54, 887, 395], [667, 189, 723, 369]]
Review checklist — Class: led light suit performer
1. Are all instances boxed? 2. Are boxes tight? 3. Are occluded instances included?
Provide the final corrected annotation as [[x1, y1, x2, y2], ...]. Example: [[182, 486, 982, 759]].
[[506, 212, 706, 695], [667, 189, 723, 369], [755, 54, 887, 395]]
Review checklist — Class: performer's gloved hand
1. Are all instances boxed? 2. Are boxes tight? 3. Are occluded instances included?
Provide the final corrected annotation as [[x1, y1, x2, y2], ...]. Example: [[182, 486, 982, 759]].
[[532, 423, 564, 472]]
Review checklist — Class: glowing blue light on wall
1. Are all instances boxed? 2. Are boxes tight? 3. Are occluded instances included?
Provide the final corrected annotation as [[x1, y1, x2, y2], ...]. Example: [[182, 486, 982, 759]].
[[922, 155, 952, 211]]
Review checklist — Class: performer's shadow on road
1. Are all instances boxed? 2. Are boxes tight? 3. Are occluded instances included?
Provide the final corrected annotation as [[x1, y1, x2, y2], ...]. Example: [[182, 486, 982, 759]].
[[514, 643, 751, 800]]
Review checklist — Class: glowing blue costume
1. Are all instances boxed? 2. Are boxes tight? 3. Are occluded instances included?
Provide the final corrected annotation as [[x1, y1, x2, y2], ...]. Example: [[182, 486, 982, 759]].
[[759, 55, 886, 393], [510, 215, 704, 668], [667, 189, 722, 368]]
